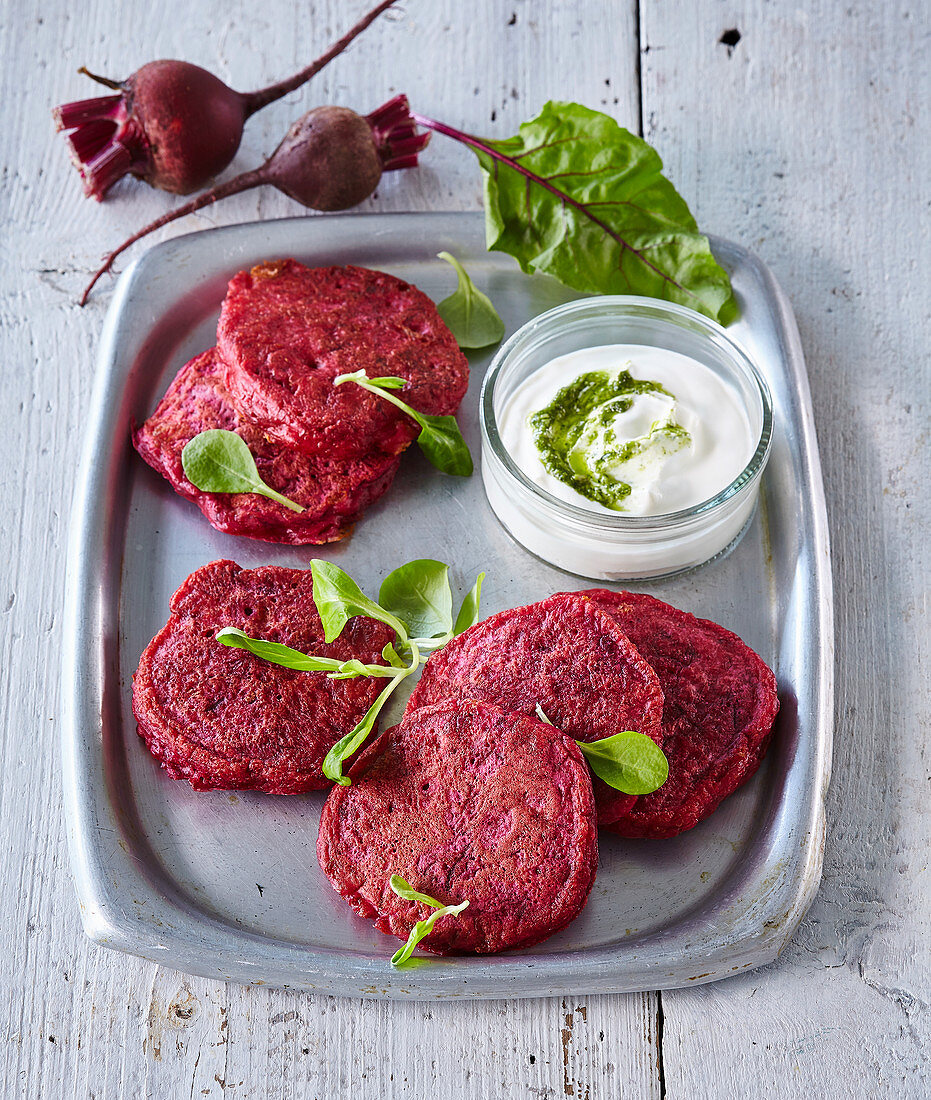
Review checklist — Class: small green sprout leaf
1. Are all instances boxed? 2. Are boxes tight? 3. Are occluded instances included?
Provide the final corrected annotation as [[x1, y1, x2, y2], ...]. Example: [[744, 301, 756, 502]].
[[453, 571, 485, 635], [322, 666, 412, 785], [416, 415, 474, 476], [354, 373, 407, 390], [379, 560, 453, 640], [215, 627, 397, 678], [390, 903, 470, 966], [181, 429, 305, 513], [388, 874, 445, 909], [382, 641, 406, 669], [311, 559, 408, 644], [325, 658, 385, 680], [535, 705, 668, 795], [387, 875, 470, 967], [436, 251, 506, 349], [321, 634, 421, 785], [333, 371, 473, 477], [575, 731, 669, 796]]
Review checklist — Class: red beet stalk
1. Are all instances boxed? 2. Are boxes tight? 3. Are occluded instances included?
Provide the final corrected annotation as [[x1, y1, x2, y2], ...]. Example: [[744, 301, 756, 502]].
[[412, 111, 680, 285], [53, 0, 397, 200], [410, 112, 588, 212], [80, 95, 429, 305]]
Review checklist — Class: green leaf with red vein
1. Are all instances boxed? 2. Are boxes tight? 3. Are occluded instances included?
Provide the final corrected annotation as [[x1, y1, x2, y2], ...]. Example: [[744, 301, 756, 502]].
[[428, 101, 736, 324]]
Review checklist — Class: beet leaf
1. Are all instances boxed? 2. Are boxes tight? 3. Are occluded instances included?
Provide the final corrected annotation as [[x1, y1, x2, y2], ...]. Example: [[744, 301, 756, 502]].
[[415, 102, 737, 325]]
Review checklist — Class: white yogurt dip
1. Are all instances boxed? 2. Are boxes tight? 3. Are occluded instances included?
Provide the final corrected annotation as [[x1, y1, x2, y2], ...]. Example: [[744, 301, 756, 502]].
[[480, 297, 772, 580], [499, 344, 755, 516]]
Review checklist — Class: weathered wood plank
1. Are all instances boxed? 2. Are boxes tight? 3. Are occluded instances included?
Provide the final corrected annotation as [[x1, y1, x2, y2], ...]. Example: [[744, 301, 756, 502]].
[[0, 2, 660, 1098], [640, 1, 930, 1095], [127, 983, 661, 1098]]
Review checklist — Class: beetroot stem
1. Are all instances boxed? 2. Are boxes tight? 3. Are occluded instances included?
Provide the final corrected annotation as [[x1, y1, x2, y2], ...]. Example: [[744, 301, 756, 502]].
[[412, 113, 593, 212], [241, 0, 398, 117], [80, 168, 266, 305]]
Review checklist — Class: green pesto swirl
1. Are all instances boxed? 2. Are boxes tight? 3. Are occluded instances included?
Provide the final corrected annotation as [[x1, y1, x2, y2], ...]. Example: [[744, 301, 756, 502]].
[[528, 369, 692, 510]]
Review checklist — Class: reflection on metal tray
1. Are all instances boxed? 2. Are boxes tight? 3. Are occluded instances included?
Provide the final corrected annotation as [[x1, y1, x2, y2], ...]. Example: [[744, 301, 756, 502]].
[[61, 212, 833, 999]]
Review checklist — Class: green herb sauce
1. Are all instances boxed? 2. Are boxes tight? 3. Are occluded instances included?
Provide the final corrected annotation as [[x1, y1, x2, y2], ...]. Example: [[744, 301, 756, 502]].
[[528, 369, 692, 510]]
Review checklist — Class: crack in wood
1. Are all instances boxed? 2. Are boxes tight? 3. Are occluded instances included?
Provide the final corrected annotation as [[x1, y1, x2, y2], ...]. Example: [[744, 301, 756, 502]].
[[656, 991, 666, 1099], [634, 0, 644, 137]]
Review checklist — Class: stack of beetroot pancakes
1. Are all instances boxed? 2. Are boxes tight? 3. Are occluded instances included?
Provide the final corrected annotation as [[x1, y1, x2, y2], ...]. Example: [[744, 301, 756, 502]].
[[134, 574, 779, 957], [317, 592, 664, 956], [317, 590, 780, 956], [134, 260, 469, 543]]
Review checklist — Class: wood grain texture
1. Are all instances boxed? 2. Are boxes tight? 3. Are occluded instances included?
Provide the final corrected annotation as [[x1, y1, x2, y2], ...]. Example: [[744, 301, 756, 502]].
[[640, 1, 930, 1095], [0, 2, 664, 1098]]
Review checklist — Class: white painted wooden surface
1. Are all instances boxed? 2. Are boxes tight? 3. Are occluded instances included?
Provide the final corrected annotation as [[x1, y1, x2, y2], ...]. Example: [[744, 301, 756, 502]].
[[640, 4, 930, 1094], [1, 0, 927, 1096]]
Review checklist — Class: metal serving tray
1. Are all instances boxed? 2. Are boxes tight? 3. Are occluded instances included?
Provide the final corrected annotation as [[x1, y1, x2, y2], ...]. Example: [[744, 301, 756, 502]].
[[62, 213, 833, 999]]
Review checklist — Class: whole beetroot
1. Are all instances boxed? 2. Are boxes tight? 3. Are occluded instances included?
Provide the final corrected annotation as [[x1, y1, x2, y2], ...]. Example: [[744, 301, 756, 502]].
[[53, 0, 396, 200], [265, 107, 383, 211], [80, 95, 428, 304]]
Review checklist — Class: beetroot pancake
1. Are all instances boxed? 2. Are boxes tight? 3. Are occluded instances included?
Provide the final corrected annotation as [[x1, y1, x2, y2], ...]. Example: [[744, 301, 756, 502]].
[[318, 701, 598, 955], [406, 593, 665, 824], [582, 590, 779, 838], [133, 349, 401, 544], [218, 260, 469, 460], [132, 560, 394, 792]]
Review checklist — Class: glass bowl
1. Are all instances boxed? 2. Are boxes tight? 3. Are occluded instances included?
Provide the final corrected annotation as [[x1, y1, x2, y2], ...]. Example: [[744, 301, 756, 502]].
[[480, 296, 773, 580]]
